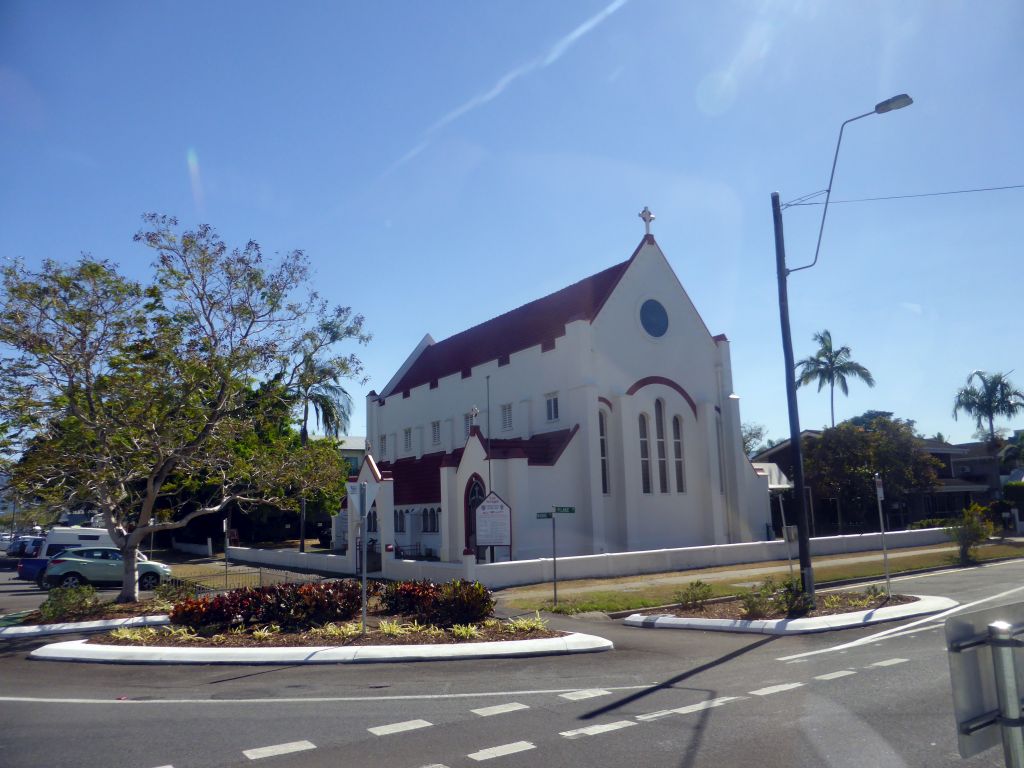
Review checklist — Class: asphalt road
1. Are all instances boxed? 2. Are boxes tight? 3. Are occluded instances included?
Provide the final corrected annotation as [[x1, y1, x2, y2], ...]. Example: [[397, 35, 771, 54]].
[[2, 560, 1023, 768]]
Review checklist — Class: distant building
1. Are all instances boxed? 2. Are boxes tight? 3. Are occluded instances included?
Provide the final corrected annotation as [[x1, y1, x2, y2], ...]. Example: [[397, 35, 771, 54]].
[[360, 224, 769, 565]]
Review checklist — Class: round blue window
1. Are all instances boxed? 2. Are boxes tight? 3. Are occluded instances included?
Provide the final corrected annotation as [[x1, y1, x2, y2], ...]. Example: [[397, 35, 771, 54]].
[[640, 299, 669, 337]]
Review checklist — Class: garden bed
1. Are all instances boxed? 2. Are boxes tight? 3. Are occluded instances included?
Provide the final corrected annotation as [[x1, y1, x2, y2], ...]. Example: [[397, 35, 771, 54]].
[[15, 598, 170, 626], [640, 589, 916, 621], [89, 617, 561, 648]]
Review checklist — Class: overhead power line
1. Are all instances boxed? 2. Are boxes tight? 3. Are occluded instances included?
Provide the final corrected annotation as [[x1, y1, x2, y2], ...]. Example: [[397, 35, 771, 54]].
[[784, 184, 1024, 208]]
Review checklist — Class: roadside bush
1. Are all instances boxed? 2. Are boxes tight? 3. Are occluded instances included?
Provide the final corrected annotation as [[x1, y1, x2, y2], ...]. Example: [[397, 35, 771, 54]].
[[945, 503, 996, 565], [739, 589, 771, 620], [39, 586, 101, 623], [170, 580, 363, 630], [772, 577, 812, 617], [430, 579, 495, 626], [154, 581, 194, 604], [379, 579, 440, 616], [675, 580, 714, 610], [378, 578, 495, 627]]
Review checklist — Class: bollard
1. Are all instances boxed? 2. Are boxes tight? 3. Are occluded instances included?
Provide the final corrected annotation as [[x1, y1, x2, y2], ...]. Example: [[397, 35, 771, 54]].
[[989, 620, 1024, 768]]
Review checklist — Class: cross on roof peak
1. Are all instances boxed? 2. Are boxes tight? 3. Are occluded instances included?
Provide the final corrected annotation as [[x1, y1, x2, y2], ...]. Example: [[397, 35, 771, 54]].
[[639, 206, 655, 235]]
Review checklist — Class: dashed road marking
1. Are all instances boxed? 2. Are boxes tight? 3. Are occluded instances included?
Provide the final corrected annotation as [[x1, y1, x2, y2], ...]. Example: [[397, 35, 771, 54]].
[[368, 719, 432, 736], [419, 765, 450, 768], [560, 720, 637, 739], [559, 689, 611, 701], [636, 696, 743, 722], [471, 702, 529, 717], [242, 741, 316, 760], [468, 741, 536, 761], [749, 682, 804, 696], [815, 670, 856, 681], [871, 658, 908, 667]]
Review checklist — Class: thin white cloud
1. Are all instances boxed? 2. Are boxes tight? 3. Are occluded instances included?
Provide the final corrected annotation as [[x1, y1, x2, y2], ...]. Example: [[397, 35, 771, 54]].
[[386, 0, 631, 174], [900, 301, 923, 315]]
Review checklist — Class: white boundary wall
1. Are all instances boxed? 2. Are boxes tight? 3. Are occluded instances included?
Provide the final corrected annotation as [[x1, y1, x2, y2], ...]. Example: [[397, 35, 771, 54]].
[[227, 528, 950, 588]]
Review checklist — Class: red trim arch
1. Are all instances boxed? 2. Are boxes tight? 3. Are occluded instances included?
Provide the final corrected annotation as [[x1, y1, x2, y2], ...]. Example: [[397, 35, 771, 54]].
[[598, 396, 614, 411], [626, 376, 698, 418]]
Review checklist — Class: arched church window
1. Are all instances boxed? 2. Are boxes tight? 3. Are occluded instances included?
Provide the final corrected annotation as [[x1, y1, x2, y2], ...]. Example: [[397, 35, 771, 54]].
[[655, 400, 668, 493], [673, 415, 686, 493], [638, 414, 652, 494], [598, 411, 610, 495]]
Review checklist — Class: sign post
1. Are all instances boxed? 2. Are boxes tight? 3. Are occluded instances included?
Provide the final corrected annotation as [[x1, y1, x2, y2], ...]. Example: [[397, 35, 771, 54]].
[[348, 479, 380, 635], [874, 473, 891, 596]]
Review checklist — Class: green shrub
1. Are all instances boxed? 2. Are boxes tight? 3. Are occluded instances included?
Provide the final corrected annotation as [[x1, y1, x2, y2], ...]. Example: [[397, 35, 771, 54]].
[[504, 612, 548, 633], [430, 580, 495, 626], [771, 576, 811, 617], [379, 580, 440, 616], [675, 580, 714, 610], [39, 586, 101, 623], [946, 503, 996, 565], [450, 623, 480, 640]]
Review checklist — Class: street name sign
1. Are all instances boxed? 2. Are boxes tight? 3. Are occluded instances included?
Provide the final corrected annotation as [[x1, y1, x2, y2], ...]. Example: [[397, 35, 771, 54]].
[[554, 506, 575, 514], [536, 511, 553, 519], [476, 492, 511, 547]]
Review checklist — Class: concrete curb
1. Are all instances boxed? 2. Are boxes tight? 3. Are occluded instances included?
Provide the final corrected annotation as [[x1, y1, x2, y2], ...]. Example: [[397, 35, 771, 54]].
[[29, 631, 613, 664], [622, 595, 958, 635], [0, 615, 170, 639]]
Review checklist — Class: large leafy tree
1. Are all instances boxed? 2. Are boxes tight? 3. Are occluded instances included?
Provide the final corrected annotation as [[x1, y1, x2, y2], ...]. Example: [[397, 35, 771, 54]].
[[952, 370, 1024, 443], [796, 330, 876, 427], [0, 215, 367, 602], [803, 414, 941, 530]]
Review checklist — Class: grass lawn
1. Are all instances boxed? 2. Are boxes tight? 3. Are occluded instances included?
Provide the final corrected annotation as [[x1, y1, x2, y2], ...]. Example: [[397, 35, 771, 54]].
[[499, 540, 1024, 615]]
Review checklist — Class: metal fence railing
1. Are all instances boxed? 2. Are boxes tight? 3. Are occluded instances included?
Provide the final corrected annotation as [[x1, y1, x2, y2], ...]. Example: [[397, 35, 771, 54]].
[[166, 567, 327, 598]]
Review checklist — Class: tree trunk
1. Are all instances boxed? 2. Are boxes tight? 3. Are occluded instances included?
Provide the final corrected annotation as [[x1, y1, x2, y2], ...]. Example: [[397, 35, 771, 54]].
[[830, 384, 835, 428], [117, 544, 140, 604]]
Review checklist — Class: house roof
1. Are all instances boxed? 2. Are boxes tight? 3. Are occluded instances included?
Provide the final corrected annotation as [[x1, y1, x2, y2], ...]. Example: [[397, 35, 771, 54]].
[[917, 438, 967, 455], [380, 238, 652, 398], [952, 442, 1001, 460], [379, 427, 579, 506]]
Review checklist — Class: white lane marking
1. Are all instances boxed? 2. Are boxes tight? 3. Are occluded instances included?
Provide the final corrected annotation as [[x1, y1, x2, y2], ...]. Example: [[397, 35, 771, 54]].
[[871, 658, 908, 667], [636, 695, 743, 722], [560, 720, 636, 739], [777, 582, 1024, 662], [419, 765, 450, 768], [0, 684, 654, 707], [749, 682, 804, 696], [368, 719, 432, 736], [151, 765, 174, 767], [242, 741, 316, 760], [559, 688, 611, 701], [471, 702, 529, 717], [815, 670, 856, 680], [468, 741, 535, 761]]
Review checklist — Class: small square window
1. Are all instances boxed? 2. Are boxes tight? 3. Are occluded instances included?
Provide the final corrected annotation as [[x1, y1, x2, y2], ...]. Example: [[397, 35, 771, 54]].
[[501, 403, 513, 431], [545, 394, 559, 422]]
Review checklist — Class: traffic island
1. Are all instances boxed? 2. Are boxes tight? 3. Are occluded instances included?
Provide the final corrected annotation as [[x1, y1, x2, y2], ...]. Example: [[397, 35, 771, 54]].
[[29, 631, 613, 664], [624, 594, 957, 634]]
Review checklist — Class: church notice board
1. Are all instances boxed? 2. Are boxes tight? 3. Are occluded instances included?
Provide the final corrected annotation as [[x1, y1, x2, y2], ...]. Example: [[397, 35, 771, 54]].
[[476, 492, 512, 547]]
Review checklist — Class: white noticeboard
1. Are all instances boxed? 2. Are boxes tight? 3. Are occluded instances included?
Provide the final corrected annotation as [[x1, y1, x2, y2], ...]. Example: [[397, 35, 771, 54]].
[[475, 492, 511, 547]]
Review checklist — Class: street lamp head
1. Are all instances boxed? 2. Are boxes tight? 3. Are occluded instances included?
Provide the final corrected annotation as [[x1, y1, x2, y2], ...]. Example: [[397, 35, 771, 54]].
[[874, 93, 913, 114]]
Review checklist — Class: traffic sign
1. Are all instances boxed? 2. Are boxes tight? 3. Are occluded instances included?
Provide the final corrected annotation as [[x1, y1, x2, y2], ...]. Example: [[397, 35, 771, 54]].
[[536, 512, 553, 519], [554, 506, 575, 514]]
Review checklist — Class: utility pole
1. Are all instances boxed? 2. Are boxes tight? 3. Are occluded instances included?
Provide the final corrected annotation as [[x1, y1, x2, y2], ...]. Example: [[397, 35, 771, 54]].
[[772, 191, 815, 601]]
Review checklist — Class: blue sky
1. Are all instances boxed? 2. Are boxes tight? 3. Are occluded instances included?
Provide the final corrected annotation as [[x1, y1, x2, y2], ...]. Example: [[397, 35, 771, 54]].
[[1, 1, 1021, 445]]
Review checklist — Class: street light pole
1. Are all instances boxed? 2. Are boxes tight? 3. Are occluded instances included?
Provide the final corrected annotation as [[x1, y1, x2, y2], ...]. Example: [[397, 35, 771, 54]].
[[773, 93, 913, 602]]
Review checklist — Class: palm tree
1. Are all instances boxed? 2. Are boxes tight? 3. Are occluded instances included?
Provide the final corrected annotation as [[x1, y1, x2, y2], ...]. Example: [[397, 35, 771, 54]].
[[952, 370, 1024, 443], [295, 355, 352, 552], [795, 329, 875, 428]]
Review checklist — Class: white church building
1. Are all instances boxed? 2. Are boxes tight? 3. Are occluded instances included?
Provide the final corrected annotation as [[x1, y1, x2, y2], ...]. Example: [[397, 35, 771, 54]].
[[351, 211, 771, 570]]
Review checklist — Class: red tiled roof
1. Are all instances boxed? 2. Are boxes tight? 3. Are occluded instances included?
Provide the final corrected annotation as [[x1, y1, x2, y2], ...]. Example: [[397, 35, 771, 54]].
[[379, 427, 579, 505], [381, 239, 651, 397]]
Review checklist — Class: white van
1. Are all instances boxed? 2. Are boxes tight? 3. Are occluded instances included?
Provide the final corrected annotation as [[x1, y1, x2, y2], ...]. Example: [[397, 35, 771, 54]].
[[38, 527, 115, 558]]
